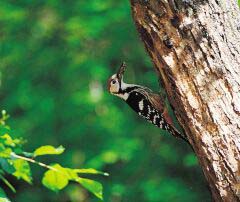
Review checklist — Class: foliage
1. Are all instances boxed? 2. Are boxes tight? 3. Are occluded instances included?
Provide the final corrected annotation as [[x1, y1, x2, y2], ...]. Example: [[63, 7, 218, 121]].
[[0, 111, 106, 201], [0, 0, 211, 201]]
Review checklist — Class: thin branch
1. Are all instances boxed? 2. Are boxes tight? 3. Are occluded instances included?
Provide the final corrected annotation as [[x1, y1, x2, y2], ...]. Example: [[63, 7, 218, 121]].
[[10, 152, 58, 172]]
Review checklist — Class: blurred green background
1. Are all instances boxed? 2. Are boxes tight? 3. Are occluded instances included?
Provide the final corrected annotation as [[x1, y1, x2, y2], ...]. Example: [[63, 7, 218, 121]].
[[0, 0, 211, 201]]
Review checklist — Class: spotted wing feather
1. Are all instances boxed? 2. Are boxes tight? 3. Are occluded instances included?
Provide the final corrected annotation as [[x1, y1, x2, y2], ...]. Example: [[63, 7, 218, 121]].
[[125, 88, 185, 140], [134, 87, 174, 124]]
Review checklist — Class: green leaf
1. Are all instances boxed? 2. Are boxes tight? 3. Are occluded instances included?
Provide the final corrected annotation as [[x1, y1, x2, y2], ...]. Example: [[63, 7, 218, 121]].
[[0, 147, 12, 158], [33, 145, 65, 157], [0, 158, 15, 174], [22, 152, 34, 158], [0, 127, 11, 137], [77, 177, 103, 200], [0, 188, 11, 202], [42, 164, 104, 200], [74, 168, 109, 176], [62, 168, 78, 180], [0, 134, 15, 147], [0, 133, 23, 151], [11, 159, 32, 183], [42, 164, 69, 191]]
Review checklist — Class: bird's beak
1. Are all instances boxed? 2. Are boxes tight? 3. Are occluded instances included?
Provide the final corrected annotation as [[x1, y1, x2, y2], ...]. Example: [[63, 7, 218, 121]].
[[117, 62, 126, 80]]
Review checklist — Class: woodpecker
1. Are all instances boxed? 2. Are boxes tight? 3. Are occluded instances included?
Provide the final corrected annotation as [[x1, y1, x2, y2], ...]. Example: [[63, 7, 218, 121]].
[[107, 62, 188, 142]]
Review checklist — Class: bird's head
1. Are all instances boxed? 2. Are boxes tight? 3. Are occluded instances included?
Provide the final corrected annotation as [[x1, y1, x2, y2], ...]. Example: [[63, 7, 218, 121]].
[[107, 62, 126, 94]]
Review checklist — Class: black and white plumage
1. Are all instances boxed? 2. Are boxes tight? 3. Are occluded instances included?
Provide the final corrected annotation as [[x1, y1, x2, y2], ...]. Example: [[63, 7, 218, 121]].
[[126, 88, 179, 137], [107, 62, 188, 142]]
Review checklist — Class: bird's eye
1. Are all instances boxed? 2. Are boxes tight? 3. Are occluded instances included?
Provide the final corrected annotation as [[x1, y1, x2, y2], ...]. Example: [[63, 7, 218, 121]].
[[111, 80, 116, 84]]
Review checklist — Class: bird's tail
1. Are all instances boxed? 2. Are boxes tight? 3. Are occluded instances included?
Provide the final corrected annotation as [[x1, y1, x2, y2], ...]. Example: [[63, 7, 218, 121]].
[[167, 123, 189, 143]]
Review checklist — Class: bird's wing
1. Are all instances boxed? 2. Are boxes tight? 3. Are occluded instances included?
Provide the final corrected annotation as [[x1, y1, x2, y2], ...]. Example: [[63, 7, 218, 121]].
[[148, 93, 165, 113], [148, 93, 175, 126], [134, 87, 164, 113], [135, 87, 175, 125]]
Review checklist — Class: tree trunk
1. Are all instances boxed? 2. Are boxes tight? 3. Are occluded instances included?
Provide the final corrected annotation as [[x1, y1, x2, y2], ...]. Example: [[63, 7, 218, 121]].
[[129, 0, 240, 201]]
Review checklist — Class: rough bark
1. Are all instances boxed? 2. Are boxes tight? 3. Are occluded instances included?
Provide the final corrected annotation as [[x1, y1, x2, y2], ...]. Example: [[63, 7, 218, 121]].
[[129, 0, 240, 201]]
